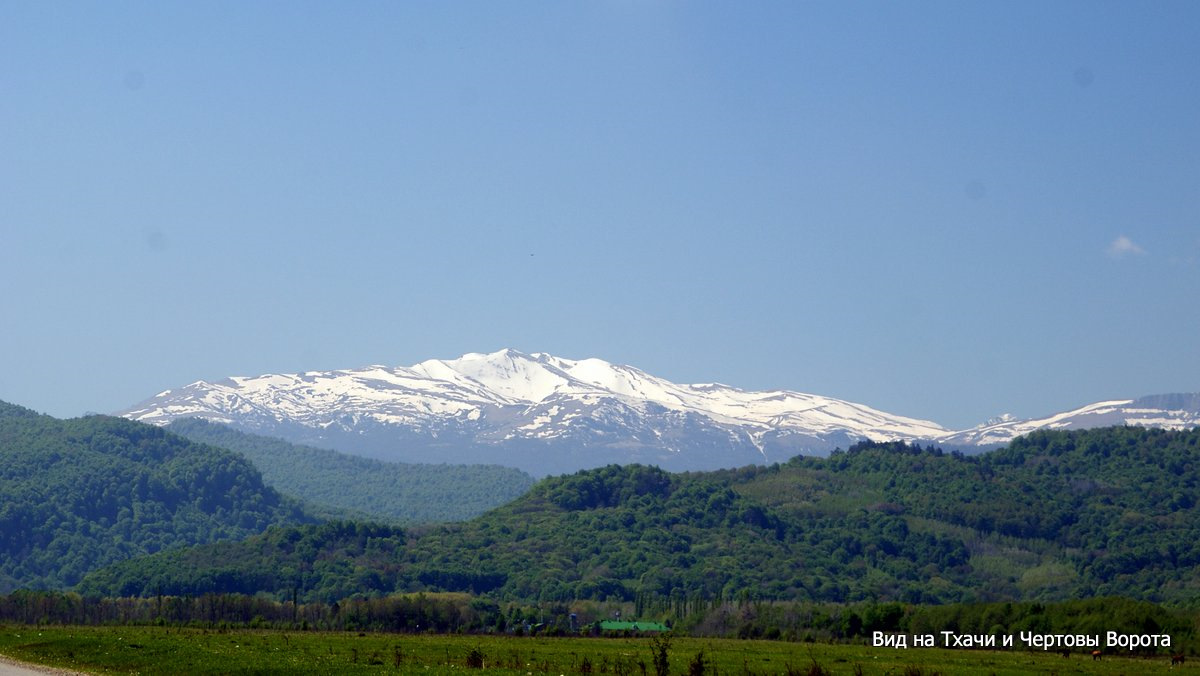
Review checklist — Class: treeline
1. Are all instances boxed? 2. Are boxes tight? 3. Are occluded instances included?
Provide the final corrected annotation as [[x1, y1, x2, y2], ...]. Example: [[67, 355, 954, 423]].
[[3, 589, 596, 636], [682, 596, 1196, 653], [3, 590, 1194, 654], [0, 590, 489, 633], [167, 418, 535, 524], [0, 402, 311, 592]]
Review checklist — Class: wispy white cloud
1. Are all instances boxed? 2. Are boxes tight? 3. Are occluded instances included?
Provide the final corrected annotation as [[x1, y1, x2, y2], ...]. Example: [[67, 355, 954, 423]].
[[1106, 235, 1146, 259]]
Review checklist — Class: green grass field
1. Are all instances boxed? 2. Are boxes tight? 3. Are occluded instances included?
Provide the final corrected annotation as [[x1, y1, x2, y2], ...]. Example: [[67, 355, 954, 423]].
[[0, 626, 1185, 675]]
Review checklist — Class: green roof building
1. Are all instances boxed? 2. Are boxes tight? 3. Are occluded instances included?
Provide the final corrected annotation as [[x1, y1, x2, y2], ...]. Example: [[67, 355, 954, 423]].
[[598, 620, 670, 633]]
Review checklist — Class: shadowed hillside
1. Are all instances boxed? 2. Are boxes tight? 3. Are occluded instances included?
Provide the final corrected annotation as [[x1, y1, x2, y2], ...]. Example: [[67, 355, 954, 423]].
[[167, 418, 535, 523]]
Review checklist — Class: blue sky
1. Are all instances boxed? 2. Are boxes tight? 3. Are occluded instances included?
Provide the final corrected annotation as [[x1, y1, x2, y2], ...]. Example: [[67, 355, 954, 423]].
[[2, 2, 1197, 430]]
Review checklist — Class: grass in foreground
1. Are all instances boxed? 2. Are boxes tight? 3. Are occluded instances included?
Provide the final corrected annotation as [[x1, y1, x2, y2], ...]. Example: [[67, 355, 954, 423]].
[[0, 626, 1185, 675]]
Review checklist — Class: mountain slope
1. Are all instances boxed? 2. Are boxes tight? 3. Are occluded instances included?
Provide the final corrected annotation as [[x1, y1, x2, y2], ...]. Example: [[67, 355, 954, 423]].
[[0, 400, 312, 592], [118, 350, 1200, 474], [166, 418, 535, 523], [940, 393, 1200, 448], [119, 349, 952, 474], [78, 463, 972, 604], [78, 426, 1200, 607]]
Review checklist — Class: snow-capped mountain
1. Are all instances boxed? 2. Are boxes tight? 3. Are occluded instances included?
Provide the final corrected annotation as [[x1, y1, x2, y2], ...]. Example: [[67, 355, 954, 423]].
[[119, 349, 950, 475], [938, 393, 1200, 449], [118, 350, 1200, 475]]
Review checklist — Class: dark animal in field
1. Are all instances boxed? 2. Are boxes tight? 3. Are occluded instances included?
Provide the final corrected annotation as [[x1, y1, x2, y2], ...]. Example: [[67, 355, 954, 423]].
[[1059, 649, 1070, 658], [1172, 653, 1186, 665], [1091, 649, 1102, 660]]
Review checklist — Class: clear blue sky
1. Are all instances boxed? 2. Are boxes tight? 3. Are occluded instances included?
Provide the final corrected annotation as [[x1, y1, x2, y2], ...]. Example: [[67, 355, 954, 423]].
[[2, 2, 1197, 430]]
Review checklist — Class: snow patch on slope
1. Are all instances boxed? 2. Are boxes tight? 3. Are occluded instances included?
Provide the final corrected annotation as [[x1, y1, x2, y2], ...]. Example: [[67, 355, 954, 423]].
[[118, 349, 1200, 468], [119, 349, 951, 458]]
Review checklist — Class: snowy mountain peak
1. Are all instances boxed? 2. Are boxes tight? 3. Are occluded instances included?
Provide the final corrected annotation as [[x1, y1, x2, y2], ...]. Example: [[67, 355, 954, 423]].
[[411, 349, 621, 404], [116, 351, 1199, 475], [984, 413, 1017, 426], [118, 349, 952, 474], [939, 394, 1200, 449]]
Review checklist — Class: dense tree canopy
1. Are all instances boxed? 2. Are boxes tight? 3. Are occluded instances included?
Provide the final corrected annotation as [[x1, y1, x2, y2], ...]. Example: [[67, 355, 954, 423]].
[[0, 401, 311, 592], [78, 426, 1200, 608]]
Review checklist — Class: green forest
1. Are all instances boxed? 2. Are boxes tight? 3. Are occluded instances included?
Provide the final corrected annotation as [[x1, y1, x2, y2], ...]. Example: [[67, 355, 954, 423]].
[[6, 394, 1200, 648], [0, 401, 311, 592], [77, 426, 1200, 612], [166, 418, 535, 523]]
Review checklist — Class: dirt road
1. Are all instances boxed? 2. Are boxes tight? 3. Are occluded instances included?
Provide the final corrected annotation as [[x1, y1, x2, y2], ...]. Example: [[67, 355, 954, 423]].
[[0, 655, 83, 675]]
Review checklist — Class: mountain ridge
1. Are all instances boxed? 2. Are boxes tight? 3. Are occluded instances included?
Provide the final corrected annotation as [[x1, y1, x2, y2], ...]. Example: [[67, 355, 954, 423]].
[[118, 349, 1200, 474], [940, 393, 1200, 448]]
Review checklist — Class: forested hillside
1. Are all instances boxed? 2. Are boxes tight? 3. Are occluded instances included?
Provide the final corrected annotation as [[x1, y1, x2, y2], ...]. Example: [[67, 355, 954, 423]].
[[78, 427, 1200, 608], [0, 401, 312, 592], [166, 418, 535, 523], [77, 521, 405, 602], [81, 463, 968, 603], [760, 426, 1200, 602]]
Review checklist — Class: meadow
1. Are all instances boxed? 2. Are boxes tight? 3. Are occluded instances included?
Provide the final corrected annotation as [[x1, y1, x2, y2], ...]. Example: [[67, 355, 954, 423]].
[[0, 626, 1185, 675]]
